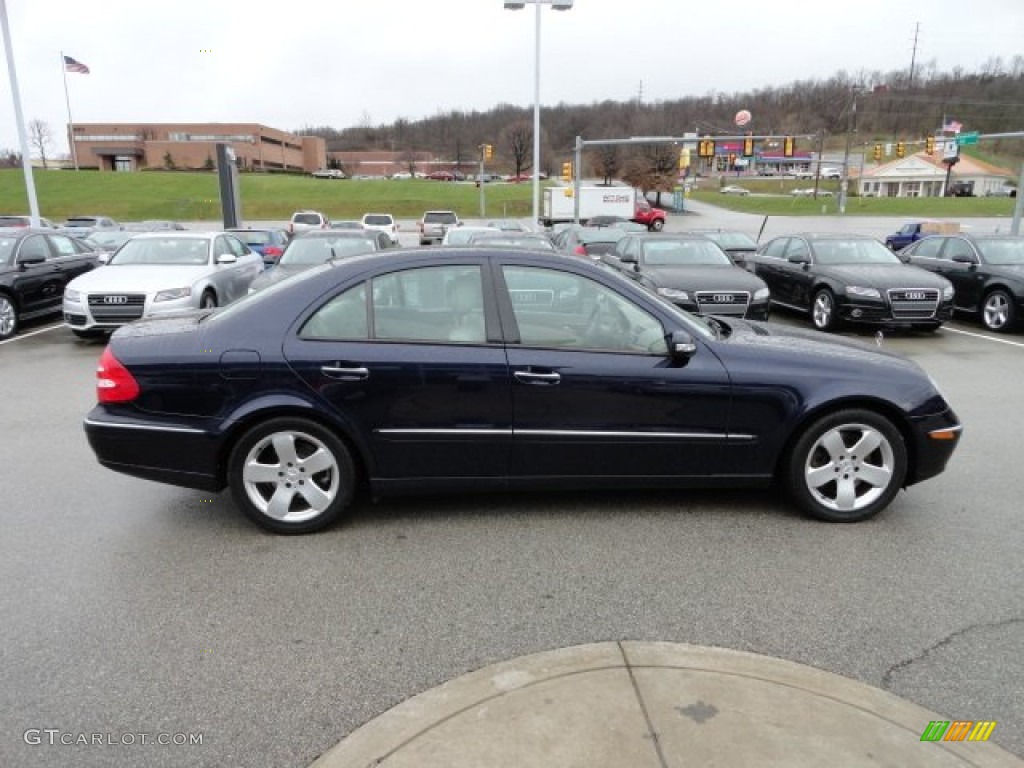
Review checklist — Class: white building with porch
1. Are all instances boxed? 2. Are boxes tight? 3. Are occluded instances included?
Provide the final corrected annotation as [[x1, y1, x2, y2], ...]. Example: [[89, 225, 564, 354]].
[[858, 151, 1012, 198]]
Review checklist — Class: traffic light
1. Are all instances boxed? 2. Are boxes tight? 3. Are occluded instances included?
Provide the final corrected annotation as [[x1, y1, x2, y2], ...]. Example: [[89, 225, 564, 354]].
[[925, 136, 935, 156], [678, 148, 690, 170], [483, 144, 493, 160], [743, 134, 754, 157], [698, 139, 716, 158], [896, 141, 905, 159], [561, 161, 573, 182], [783, 136, 795, 157], [873, 144, 882, 161]]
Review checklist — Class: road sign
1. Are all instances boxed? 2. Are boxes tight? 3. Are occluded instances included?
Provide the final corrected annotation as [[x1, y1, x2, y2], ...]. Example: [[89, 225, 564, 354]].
[[943, 140, 960, 161], [956, 131, 980, 146]]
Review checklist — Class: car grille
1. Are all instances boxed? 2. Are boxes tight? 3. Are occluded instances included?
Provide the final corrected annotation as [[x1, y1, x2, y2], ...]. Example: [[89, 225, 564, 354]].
[[887, 288, 939, 319], [88, 293, 146, 321], [694, 291, 751, 316]]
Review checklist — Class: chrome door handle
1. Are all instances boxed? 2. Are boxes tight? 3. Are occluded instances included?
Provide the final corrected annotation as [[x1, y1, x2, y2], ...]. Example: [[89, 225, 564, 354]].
[[514, 370, 560, 385], [321, 366, 369, 381]]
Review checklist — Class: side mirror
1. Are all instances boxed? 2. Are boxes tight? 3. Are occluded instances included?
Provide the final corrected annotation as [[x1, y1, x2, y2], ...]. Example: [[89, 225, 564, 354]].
[[618, 252, 637, 264], [667, 329, 697, 363], [17, 253, 46, 267], [788, 254, 810, 265], [952, 254, 975, 265], [97, 253, 111, 264], [216, 253, 237, 265]]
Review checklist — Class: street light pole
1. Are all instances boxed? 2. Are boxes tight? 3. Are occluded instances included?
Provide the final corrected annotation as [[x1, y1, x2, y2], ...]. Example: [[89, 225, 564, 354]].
[[503, 0, 574, 227], [839, 90, 858, 215]]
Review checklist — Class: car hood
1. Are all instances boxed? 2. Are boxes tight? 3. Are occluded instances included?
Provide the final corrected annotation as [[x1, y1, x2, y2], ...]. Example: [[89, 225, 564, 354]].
[[642, 265, 766, 291], [68, 264, 212, 292], [822, 264, 949, 290], [249, 264, 313, 291]]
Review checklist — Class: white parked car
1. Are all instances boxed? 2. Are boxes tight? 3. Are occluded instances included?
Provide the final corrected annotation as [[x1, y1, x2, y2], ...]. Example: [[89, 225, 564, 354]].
[[360, 212, 399, 244], [441, 226, 501, 246], [820, 167, 842, 180], [288, 210, 330, 235], [719, 185, 750, 196], [62, 232, 263, 338]]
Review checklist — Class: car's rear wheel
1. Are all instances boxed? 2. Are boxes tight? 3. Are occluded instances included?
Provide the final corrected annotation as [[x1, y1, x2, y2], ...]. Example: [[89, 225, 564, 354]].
[[811, 288, 839, 332], [648, 218, 664, 232], [786, 409, 907, 522], [981, 289, 1017, 332], [228, 418, 355, 534], [0, 293, 18, 341]]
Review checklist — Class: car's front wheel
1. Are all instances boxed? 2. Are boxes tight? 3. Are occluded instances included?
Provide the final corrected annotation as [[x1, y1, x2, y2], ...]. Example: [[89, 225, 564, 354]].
[[981, 289, 1017, 332], [0, 293, 18, 341], [228, 418, 356, 534], [786, 409, 907, 522], [811, 288, 839, 332], [648, 218, 665, 232]]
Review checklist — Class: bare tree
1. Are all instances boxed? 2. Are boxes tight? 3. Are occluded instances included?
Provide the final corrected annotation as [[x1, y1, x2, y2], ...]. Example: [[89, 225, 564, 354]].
[[1, 148, 22, 167], [500, 121, 533, 177], [399, 149, 420, 177], [28, 119, 52, 169], [591, 146, 621, 185]]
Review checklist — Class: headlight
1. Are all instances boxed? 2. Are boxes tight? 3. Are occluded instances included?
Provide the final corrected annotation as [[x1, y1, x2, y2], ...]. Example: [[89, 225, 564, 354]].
[[154, 287, 192, 302], [847, 285, 881, 298], [657, 287, 690, 301], [753, 287, 770, 300], [64, 289, 80, 302], [942, 285, 954, 300]]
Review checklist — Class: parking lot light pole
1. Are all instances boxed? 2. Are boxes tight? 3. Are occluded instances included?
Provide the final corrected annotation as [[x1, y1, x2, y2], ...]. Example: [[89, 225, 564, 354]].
[[503, 0, 574, 228], [0, 0, 42, 227]]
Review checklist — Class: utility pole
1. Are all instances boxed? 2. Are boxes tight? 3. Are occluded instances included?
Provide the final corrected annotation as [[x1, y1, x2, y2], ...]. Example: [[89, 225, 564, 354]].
[[909, 22, 920, 86]]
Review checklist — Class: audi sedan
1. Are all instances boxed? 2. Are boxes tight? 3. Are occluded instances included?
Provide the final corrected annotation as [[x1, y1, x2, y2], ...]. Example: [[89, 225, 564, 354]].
[[752, 234, 954, 332], [603, 233, 770, 320], [83, 248, 961, 534], [63, 232, 263, 338], [900, 234, 1024, 332]]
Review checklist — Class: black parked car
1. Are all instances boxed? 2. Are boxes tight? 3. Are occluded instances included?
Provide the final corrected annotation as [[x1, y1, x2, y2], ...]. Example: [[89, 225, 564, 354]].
[[550, 225, 628, 259], [84, 248, 961, 533], [901, 234, 1024, 332], [0, 228, 100, 340], [689, 229, 759, 271], [603, 233, 770, 320], [752, 233, 954, 332]]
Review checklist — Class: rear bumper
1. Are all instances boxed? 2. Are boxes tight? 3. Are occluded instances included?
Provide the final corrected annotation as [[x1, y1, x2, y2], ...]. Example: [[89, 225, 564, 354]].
[[84, 409, 225, 492]]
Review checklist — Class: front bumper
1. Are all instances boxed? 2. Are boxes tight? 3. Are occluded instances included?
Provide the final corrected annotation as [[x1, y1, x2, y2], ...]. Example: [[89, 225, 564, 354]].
[[64, 293, 195, 330], [836, 296, 955, 327], [907, 408, 963, 486]]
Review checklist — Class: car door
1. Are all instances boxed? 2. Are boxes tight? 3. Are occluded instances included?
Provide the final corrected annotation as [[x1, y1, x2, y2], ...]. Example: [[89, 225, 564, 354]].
[[938, 237, 986, 311], [752, 237, 792, 303], [12, 235, 59, 315], [782, 237, 818, 310], [282, 262, 512, 482], [497, 262, 733, 480], [46, 234, 97, 301]]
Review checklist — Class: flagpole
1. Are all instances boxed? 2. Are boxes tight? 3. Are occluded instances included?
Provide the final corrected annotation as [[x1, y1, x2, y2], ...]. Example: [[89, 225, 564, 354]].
[[1, 0, 42, 225], [60, 50, 79, 170]]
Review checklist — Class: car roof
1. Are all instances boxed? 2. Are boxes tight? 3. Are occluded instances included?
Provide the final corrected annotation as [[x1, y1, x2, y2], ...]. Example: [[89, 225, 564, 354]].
[[293, 230, 377, 239], [127, 231, 220, 240]]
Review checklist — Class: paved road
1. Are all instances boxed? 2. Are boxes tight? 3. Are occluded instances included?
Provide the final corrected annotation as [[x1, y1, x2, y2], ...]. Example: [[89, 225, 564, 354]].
[[1, 210, 1022, 767]]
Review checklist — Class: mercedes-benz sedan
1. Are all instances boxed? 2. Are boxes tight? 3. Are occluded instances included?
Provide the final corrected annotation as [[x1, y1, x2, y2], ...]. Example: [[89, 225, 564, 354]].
[[84, 248, 961, 534]]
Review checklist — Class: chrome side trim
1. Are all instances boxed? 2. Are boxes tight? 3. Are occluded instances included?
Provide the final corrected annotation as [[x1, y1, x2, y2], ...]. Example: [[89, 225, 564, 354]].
[[83, 418, 207, 435], [376, 428, 754, 440], [377, 428, 512, 436]]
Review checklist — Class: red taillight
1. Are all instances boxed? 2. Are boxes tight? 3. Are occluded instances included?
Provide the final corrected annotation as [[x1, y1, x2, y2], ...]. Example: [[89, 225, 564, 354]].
[[264, 246, 283, 257], [96, 346, 140, 403], [574, 245, 587, 256]]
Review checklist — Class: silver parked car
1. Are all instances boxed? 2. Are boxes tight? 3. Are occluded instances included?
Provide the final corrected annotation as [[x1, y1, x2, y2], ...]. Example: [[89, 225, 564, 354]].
[[62, 232, 263, 338]]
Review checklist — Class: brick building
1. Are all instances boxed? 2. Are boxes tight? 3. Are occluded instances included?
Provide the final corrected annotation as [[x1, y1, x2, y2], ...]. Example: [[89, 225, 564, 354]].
[[68, 122, 326, 172]]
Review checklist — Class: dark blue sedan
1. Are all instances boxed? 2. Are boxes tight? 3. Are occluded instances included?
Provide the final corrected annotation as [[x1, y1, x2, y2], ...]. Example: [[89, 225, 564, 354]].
[[84, 248, 962, 533]]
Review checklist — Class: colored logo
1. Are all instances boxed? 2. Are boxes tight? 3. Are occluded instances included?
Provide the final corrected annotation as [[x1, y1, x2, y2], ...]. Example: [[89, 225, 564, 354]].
[[920, 721, 997, 742]]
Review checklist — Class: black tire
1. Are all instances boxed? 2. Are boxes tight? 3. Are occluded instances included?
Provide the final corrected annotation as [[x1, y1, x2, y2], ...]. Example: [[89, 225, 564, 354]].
[[228, 417, 356, 534], [981, 289, 1017, 332], [786, 408, 907, 522], [0, 292, 18, 341], [648, 218, 665, 232], [811, 288, 839, 332], [200, 290, 218, 310]]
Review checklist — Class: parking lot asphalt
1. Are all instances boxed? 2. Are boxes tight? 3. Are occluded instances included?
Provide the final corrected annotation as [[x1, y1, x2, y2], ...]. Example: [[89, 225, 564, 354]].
[[2, 208, 1022, 767]]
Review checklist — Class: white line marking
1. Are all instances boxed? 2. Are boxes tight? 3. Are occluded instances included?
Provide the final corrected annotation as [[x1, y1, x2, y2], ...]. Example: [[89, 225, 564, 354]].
[[0, 322, 66, 346], [944, 325, 1024, 349]]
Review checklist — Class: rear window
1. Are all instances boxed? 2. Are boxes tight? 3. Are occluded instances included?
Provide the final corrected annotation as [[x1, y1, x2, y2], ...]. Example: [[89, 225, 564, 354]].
[[0, 216, 29, 226], [234, 231, 271, 245], [363, 215, 393, 226], [65, 218, 98, 227], [292, 214, 323, 225], [425, 212, 457, 224]]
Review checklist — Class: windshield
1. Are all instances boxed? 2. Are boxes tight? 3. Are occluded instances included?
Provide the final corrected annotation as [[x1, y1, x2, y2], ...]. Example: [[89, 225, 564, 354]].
[[281, 236, 377, 265], [425, 212, 457, 224], [292, 213, 322, 225], [86, 232, 132, 247], [812, 239, 901, 265], [703, 232, 756, 249], [579, 228, 626, 245], [233, 231, 271, 245], [0, 236, 15, 264], [363, 215, 392, 226], [642, 239, 732, 266], [109, 237, 210, 266], [977, 239, 1024, 265], [65, 218, 99, 227]]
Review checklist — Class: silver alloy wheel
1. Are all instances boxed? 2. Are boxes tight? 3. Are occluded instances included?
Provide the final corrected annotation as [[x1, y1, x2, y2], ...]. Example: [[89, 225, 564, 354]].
[[241, 430, 341, 523], [803, 422, 895, 513], [0, 296, 14, 338], [983, 292, 1009, 330], [812, 291, 834, 329]]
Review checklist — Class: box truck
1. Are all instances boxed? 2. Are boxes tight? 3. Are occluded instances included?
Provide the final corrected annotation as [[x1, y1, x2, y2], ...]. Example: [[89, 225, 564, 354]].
[[542, 187, 666, 230]]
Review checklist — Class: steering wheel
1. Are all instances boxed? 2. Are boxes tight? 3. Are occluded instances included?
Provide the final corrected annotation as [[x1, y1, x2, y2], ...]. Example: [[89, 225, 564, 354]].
[[584, 296, 631, 347]]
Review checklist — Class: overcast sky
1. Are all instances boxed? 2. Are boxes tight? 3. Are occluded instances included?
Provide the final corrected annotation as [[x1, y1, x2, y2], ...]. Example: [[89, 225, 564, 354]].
[[2, 0, 1022, 156]]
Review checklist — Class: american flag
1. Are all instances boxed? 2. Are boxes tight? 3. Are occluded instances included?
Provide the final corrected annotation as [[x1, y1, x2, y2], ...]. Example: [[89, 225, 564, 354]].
[[64, 55, 90, 74], [943, 119, 962, 134]]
